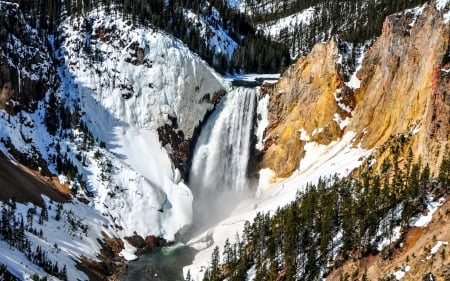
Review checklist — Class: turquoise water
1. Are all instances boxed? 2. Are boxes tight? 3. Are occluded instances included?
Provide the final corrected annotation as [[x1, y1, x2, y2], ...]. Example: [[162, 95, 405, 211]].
[[121, 244, 197, 281]]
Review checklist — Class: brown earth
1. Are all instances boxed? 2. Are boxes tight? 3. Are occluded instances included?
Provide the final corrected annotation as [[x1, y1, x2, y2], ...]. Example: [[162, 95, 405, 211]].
[[326, 197, 450, 281], [0, 154, 70, 206]]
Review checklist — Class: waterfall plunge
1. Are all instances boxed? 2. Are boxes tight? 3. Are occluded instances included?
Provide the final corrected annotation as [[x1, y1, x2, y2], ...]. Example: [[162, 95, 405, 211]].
[[189, 87, 257, 229]]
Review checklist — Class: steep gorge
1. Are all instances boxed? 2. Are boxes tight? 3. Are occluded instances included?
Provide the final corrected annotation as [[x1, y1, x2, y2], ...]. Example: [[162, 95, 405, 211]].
[[260, 1, 450, 177]]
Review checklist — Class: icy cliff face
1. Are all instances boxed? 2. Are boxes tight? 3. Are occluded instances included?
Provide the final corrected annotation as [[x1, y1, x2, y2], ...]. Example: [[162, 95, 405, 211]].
[[57, 8, 228, 240], [63, 10, 227, 138]]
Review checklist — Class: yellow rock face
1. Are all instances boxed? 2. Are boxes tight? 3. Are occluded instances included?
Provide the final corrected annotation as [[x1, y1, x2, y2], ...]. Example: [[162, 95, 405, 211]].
[[261, 40, 346, 177], [261, 3, 450, 178], [350, 4, 450, 174]]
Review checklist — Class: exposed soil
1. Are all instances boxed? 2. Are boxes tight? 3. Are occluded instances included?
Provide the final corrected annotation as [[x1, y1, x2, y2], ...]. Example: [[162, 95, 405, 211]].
[[0, 154, 70, 206]]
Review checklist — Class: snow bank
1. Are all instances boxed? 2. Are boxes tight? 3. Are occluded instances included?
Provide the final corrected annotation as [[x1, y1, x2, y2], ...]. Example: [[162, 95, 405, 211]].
[[426, 240, 448, 260], [392, 265, 411, 280], [436, 0, 450, 10], [409, 197, 445, 227]]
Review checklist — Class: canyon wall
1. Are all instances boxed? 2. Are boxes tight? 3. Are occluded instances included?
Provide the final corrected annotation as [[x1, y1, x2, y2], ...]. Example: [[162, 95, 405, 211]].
[[261, 2, 450, 177]]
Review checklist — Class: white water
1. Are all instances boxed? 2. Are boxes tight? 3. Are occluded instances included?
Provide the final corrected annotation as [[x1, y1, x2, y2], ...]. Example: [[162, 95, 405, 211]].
[[188, 87, 257, 230], [190, 87, 257, 193]]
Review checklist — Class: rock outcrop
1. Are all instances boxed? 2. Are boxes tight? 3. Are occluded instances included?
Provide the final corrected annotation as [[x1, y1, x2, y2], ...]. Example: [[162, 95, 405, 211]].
[[0, 2, 55, 114], [261, 1, 450, 177], [351, 2, 450, 169], [260, 39, 350, 177]]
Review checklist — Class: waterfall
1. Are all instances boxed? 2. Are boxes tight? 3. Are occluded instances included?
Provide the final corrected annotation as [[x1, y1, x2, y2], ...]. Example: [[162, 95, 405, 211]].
[[187, 87, 257, 230], [190, 87, 257, 194]]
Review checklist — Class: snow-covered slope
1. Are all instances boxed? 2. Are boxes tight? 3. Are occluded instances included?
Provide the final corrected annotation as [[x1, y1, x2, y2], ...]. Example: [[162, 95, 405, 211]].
[[257, 7, 314, 40], [184, 6, 238, 60], [57, 9, 227, 240], [0, 4, 229, 279], [63, 10, 227, 137]]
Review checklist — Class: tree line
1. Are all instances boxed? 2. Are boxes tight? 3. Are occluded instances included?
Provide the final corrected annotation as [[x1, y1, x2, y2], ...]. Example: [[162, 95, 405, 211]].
[[9, 0, 290, 74], [199, 146, 450, 281], [8, 0, 429, 73], [259, 0, 428, 57], [0, 200, 68, 280]]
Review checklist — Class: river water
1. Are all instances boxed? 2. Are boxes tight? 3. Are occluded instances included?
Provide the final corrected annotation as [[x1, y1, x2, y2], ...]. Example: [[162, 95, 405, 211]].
[[122, 243, 197, 281]]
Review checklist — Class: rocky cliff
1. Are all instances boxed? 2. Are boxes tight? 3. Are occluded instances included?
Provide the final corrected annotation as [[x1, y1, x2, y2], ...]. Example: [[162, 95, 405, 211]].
[[260, 1, 450, 177], [0, 2, 56, 114]]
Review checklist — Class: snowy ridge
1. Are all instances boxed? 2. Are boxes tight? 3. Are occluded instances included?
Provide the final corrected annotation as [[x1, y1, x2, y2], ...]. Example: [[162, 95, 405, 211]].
[[257, 7, 314, 40], [183, 7, 238, 60], [63, 9, 227, 137]]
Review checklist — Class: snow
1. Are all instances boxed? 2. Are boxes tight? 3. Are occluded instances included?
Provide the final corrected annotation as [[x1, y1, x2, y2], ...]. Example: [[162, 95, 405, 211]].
[[436, 0, 450, 22], [372, 204, 403, 252], [246, 265, 257, 281], [444, 10, 450, 23], [436, 0, 450, 10], [333, 90, 352, 114], [404, 3, 427, 27], [376, 225, 402, 252], [184, 7, 238, 60], [299, 128, 310, 141], [64, 9, 227, 137], [344, 47, 365, 90], [226, 0, 242, 9], [120, 241, 138, 261], [255, 94, 270, 150], [184, 131, 370, 280], [312, 128, 323, 136], [257, 7, 315, 40], [333, 113, 351, 130], [410, 197, 445, 227], [430, 241, 448, 256], [56, 8, 231, 242], [392, 265, 411, 280], [0, 196, 112, 280]]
